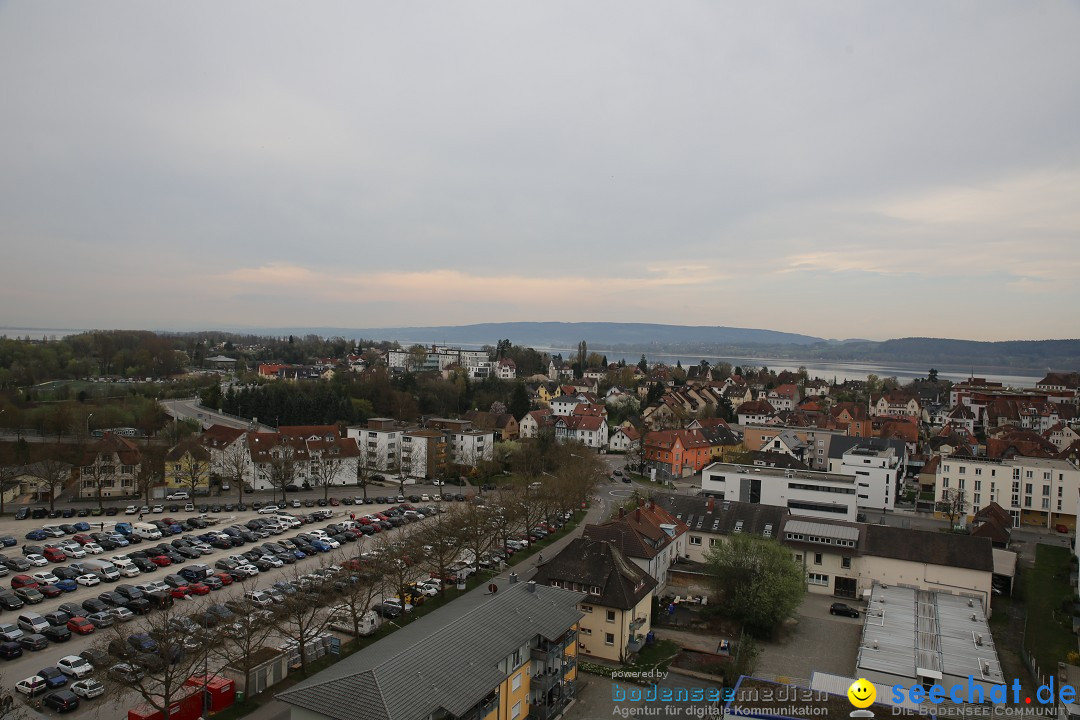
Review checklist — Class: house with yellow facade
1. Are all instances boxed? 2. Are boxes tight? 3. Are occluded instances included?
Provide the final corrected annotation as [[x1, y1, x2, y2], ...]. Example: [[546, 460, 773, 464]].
[[164, 438, 212, 493], [277, 577, 582, 720], [533, 537, 657, 663]]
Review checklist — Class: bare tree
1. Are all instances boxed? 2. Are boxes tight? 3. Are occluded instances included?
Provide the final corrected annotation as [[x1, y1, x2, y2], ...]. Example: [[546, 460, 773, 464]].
[[221, 440, 251, 505], [939, 487, 968, 529], [457, 501, 497, 579], [414, 507, 467, 594], [95, 597, 214, 720], [81, 456, 119, 510], [24, 452, 73, 512], [273, 562, 333, 674], [355, 452, 380, 502], [332, 544, 388, 637], [172, 443, 210, 498], [372, 527, 424, 615], [205, 579, 276, 695], [310, 447, 345, 501], [257, 444, 298, 505]]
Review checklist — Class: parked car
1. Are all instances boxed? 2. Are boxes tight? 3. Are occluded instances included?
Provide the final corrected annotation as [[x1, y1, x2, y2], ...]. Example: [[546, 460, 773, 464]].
[[70, 678, 105, 699], [43, 689, 80, 713], [829, 602, 860, 618]]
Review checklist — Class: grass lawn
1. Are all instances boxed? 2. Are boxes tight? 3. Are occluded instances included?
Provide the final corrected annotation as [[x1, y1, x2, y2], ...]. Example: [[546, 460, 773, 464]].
[[1024, 544, 1077, 674], [630, 639, 681, 672]]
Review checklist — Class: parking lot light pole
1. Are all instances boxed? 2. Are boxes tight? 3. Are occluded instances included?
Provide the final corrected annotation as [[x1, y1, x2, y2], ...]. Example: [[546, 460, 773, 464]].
[[86, 413, 94, 438]]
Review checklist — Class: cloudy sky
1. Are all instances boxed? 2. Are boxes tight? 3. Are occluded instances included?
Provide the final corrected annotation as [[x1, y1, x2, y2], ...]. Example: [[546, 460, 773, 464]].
[[1, 1, 1078, 342]]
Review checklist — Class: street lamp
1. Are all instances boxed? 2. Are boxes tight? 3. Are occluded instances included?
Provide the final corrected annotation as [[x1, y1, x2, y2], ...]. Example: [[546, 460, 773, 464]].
[[86, 413, 94, 438]]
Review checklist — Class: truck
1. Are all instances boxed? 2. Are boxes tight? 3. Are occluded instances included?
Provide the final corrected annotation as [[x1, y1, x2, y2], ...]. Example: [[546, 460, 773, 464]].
[[327, 606, 380, 636], [133, 523, 162, 540], [81, 559, 120, 582]]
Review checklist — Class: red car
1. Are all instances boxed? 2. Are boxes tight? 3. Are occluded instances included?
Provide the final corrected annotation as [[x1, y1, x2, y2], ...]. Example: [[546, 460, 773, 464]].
[[188, 583, 210, 596], [329, 498, 340, 506], [10, 575, 38, 590], [150, 556, 171, 567], [39, 584, 63, 598], [357, 517, 373, 525], [67, 616, 96, 635], [170, 585, 191, 599], [43, 547, 66, 563], [72, 534, 94, 545], [213, 572, 233, 586]]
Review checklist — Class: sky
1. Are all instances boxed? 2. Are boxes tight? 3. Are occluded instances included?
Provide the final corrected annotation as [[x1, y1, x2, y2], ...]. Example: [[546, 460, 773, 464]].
[[1, 1, 1078, 342]]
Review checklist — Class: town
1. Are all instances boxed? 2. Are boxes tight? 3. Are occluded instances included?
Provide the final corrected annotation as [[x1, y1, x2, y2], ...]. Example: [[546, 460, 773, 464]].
[[0, 330, 1078, 719]]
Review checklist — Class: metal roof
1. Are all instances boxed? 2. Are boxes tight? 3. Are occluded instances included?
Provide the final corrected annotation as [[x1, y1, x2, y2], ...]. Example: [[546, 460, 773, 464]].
[[809, 673, 922, 712], [856, 584, 1003, 685], [784, 519, 860, 542], [277, 580, 583, 720]]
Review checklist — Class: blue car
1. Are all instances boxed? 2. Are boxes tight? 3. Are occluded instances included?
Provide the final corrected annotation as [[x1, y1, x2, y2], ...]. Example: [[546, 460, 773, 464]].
[[114, 523, 133, 536], [0, 536, 17, 547], [293, 550, 307, 560], [73, 522, 91, 532], [56, 580, 78, 593], [311, 540, 331, 553], [25, 530, 48, 541], [38, 667, 68, 688]]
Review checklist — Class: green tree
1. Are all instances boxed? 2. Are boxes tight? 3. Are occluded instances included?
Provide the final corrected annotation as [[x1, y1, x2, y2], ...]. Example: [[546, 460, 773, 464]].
[[928, 368, 939, 383], [509, 381, 531, 421], [637, 355, 648, 372], [704, 534, 805, 637]]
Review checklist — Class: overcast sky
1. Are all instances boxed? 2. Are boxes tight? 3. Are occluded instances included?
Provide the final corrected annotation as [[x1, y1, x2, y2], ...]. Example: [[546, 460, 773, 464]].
[[1, 1, 1078, 342]]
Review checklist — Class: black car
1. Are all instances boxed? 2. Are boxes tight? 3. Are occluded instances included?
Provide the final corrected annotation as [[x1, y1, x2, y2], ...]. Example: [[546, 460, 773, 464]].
[[15, 508, 30, 520], [18, 633, 49, 651], [42, 625, 72, 643], [58, 602, 84, 618], [0, 593, 24, 611], [116, 584, 144, 601], [81, 598, 108, 614], [43, 689, 80, 713], [44, 611, 70, 626], [829, 602, 860, 618], [98, 591, 127, 607], [0, 641, 22, 659], [1, 557, 30, 572], [104, 508, 118, 516], [79, 647, 110, 668], [131, 558, 157, 573], [124, 598, 152, 615], [53, 567, 81, 581]]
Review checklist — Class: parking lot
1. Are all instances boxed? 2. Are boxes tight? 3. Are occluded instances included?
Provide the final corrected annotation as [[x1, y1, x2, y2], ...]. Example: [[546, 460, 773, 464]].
[[0, 491, 475, 715], [754, 593, 863, 681]]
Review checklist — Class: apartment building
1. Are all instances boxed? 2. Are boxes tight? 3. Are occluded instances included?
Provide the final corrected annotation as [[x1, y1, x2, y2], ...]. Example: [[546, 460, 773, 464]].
[[701, 462, 859, 522], [935, 454, 1080, 529], [828, 442, 905, 511]]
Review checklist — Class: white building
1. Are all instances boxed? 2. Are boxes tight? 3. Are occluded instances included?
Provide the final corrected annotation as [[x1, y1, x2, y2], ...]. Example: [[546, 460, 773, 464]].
[[495, 358, 516, 380], [550, 396, 583, 417], [345, 418, 410, 473], [828, 443, 905, 511], [608, 426, 641, 453], [552, 415, 608, 450], [447, 429, 494, 465], [935, 455, 1080, 528], [701, 462, 858, 522]]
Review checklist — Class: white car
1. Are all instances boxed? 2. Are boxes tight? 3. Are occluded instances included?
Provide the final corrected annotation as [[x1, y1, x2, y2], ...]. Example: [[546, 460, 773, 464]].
[[184, 503, 195, 512], [244, 590, 274, 607], [25, 554, 48, 567], [431, 494, 442, 501], [109, 607, 135, 623], [165, 491, 189, 501], [323, 538, 340, 549], [152, 505, 164, 513], [257, 505, 280, 515], [259, 555, 283, 568], [124, 505, 138, 515], [62, 545, 87, 559], [57, 655, 94, 679], [76, 573, 100, 587], [30, 572, 59, 586], [15, 676, 47, 697], [237, 564, 259, 576], [420, 494, 430, 501], [71, 678, 106, 699], [290, 500, 301, 508], [83, 543, 104, 555]]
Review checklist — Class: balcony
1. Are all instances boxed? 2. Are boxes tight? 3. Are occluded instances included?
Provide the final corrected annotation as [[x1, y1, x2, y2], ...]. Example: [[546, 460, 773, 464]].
[[561, 629, 577, 648], [626, 635, 645, 654], [629, 616, 647, 632]]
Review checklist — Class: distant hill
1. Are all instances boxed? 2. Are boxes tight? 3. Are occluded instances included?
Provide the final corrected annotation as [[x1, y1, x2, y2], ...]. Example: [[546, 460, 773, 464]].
[[254, 322, 825, 348], [235, 323, 1080, 371]]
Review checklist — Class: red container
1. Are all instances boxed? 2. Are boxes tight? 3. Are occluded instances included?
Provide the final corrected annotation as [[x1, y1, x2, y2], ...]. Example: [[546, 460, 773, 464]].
[[186, 674, 237, 711], [127, 686, 202, 720]]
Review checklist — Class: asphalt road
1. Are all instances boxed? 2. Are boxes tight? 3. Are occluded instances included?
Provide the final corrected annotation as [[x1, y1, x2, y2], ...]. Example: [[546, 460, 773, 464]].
[[158, 398, 276, 432]]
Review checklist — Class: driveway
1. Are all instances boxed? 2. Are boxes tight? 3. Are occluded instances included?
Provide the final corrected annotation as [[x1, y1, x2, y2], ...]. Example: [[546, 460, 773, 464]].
[[754, 593, 862, 682]]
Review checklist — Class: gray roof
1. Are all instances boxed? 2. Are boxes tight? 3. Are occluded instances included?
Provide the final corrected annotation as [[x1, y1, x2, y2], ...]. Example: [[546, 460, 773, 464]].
[[533, 537, 657, 610], [863, 524, 993, 572], [653, 492, 787, 539], [276, 580, 583, 720], [784, 519, 859, 542], [827, 436, 906, 460]]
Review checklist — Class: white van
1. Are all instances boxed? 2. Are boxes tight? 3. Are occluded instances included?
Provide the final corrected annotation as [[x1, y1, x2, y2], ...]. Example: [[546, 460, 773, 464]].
[[327, 607, 380, 637], [275, 515, 300, 528], [133, 522, 162, 540]]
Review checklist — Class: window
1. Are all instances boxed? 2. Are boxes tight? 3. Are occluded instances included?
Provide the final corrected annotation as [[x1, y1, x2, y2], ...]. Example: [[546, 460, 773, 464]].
[[958, 478, 965, 489], [580, 605, 592, 613], [1025, 484, 1033, 494], [975, 467, 982, 476], [512, 702, 522, 720], [606, 610, 616, 623], [959, 467, 966, 474], [814, 553, 822, 565], [580, 627, 592, 635], [807, 573, 829, 586], [605, 633, 615, 646], [975, 480, 981, 491], [1043, 485, 1050, 496], [842, 557, 851, 569], [689, 536, 702, 546], [512, 672, 522, 691], [942, 478, 950, 488]]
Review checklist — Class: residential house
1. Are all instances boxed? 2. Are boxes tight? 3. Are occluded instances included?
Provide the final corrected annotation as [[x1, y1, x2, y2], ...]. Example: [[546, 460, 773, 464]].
[[277, 578, 583, 720], [767, 384, 800, 412], [831, 403, 873, 438], [702, 462, 859, 522], [608, 425, 641, 453], [199, 425, 249, 484], [583, 499, 688, 588], [803, 378, 830, 397], [936, 455, 1080, 529], [721, 384, 753, 410], [553, 415, 608, 450], [643, 429, 712, 479], [737, 399, 776, 426], [1046, 423, 1080, 452], [519, 410, 553, 439], [78, 433, 143, 499], [945, 404, 977, 434], [464, 411, 520, 441], [533, 537, 657, 662], [550, 395, 583, 417], [641, 402, 681, 430], [164, 439, 213, 493], [873, 391, 921, 418]]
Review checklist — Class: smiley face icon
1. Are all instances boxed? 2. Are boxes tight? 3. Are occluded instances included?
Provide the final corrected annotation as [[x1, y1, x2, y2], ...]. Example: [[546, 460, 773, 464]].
[[847, 678, 876, 709]]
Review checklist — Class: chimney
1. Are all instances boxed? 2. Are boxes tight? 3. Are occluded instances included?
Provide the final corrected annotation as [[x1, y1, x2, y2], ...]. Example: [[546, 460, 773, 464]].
[[638, 498, 645, 508], [707, 498, 714, 513], [635, 508, 641, 521], [618, 507, 625, 519], [527, 581, 536, 593], [509, 572, 519, 584]]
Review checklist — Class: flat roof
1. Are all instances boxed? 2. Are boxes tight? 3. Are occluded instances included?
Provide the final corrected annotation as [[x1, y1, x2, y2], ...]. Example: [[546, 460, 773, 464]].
[[784, 519, 860, 542], [703, 462, 855, 484], [856, 585, 1003, 684]]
